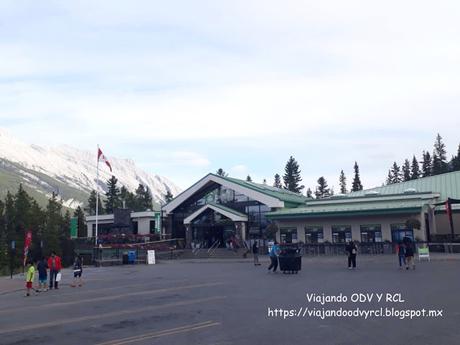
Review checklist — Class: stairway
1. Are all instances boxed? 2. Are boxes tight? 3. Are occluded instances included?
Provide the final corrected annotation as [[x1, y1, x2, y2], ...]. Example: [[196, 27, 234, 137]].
[[177, 247, 249, 259]]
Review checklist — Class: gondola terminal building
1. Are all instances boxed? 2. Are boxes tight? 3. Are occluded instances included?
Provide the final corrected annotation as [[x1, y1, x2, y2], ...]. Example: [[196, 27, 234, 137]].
[[161, 171, 460, 247]]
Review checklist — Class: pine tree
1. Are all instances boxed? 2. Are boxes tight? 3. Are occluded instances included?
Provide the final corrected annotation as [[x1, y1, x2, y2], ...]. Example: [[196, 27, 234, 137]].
[[104, 176, 121, 214], [390, 162, 402, 184], [339, 170, 347, 194], [351, 162, 363, 191], [246, 175, 252, 182], [315, 177, 331, 198], [306, 188, 313, 198], [0, 200, 6, 270], [421, 151, 432, 177], [73, 206, 86, 238], [402, 159, 411, 181], [450, 144, 460, 172], [273, 174, 282, 188], [283, 156, 304, 193], [14, 184, 32, 264], [432, 133, 448, 175], [386, 170, 394, 185], [164, 190, 174, 203], [134, 184, 153, 211], [410, 155, 420, 180], [87, 190, 103, 216], [216, 168, 228, 177], [43, 192, 62, 256]]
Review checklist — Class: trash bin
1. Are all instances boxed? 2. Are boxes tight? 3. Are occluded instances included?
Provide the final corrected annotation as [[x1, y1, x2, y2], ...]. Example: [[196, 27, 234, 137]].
[[122, 252, 129, 265], [128, 250, 136, 264], [278, 245, 302, 274]]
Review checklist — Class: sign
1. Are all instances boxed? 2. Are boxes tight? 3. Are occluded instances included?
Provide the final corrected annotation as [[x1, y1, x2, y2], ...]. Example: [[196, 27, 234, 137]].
[[70, 217, 78, 239], [147, 250, 156, 265]]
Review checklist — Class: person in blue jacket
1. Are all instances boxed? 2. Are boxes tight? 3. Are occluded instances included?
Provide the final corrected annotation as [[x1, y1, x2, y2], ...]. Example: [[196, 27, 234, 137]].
[[268, 241, 280, 272]]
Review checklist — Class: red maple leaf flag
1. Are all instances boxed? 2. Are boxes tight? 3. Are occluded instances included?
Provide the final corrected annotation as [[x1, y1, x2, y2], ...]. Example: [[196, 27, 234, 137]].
[[98, 147, 112, 172]]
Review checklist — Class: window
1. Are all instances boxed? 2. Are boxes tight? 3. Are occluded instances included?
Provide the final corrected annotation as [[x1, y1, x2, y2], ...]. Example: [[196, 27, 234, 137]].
[[92, 224, 96, 237], [331, 225, 352, 243], [132, 221, 138, 235], [280, 228, 297, 244], [360, 225, 382, 242], [305, 226, 324, 243], [149, 220, 156, 234]]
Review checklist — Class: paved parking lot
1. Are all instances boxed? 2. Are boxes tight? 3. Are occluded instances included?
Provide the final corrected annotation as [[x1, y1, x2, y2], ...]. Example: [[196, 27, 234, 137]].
[[1, 255, 460, 345]]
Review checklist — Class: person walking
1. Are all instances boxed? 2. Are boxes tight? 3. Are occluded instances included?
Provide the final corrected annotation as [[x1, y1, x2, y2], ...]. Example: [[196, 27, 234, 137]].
[[267, 241, 280, 272], [47, 251, 62, 290], [397, 241, 406, 269], [404, 242, 416, 270], [37, 257, 48, 292], [346, 240, 358, 269], [71, 254, 83, 287], [252, 241, 261, 266]]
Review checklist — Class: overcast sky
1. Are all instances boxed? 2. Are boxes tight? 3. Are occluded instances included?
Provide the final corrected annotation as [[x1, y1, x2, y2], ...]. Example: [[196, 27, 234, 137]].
[[1, 1, 460, 191]]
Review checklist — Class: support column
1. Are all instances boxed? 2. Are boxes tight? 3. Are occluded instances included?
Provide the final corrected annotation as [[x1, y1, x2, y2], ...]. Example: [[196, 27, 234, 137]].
[[235, 222, 246, 242], [185, 224, 192, 249]]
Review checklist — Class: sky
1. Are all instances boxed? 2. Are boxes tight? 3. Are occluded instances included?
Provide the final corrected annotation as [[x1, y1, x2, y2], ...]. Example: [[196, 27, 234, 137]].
[[1, 1, 460, 191]]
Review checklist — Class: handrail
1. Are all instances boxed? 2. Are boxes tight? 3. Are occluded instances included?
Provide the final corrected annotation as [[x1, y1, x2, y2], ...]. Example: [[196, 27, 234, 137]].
[[207, 239, 220, 253], [208, 241, 221, 256]]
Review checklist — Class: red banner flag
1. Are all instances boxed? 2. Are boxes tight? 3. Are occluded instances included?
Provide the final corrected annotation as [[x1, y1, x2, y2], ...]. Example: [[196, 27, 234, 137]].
[[23, 230, 32, 266]]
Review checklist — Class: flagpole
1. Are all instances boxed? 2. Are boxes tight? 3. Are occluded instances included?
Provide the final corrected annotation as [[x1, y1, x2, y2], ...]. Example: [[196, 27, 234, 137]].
[[95, 144, 99, 247]]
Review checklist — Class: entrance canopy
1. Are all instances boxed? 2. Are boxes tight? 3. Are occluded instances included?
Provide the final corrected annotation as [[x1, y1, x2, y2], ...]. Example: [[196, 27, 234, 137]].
[[184, 202, 248, 225]]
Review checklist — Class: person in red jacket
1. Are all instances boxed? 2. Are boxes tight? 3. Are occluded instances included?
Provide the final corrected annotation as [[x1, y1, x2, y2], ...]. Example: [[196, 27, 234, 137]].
[[47, 251, 62, 290]]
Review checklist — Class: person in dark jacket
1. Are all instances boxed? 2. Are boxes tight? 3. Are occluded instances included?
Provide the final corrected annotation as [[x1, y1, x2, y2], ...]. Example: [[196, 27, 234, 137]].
[[252, 241, 261, 266], [71, 255, 83, 287], [397, 242, 406, 269], [345, 241, 358, 269], [404, 243, 415, 270]]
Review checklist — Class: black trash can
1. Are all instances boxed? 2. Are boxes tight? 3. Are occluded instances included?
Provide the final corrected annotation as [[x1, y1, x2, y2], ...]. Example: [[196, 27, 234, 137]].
[[278, 245, 302, 274], [122, 252, 129, 265]]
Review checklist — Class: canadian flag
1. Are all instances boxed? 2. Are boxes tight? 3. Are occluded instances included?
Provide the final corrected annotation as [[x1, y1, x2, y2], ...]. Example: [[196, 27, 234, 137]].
[[98, 147, 112, 172]]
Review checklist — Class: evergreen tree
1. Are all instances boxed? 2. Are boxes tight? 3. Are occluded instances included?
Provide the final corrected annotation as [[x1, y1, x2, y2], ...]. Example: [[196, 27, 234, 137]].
[[104, 176, 121, 214], [73, 206, 86, 238], [451, 144, 460, 171], [273, 174, 282, 188], [421, 151, 432, 177], [216, 168, 228, 177], [43, 192, 62, 256], [386, 170, 393, 185], [390, 162, 402, 184], [283, 156, 304, 193], [87, 190, 103, 216], [164, 190, 174, 203], [315, 177, 331, 199], [120, 186, 136, 210], [14, 184, 32, 265], [306, 188, 313, 198], [339, 170, 347, 194], [432, 133, 449, 175], [402, 159, 411, 181], [410, 155, 420, 180], [351, 162, 363, 191], [134, 184, 153, 211], [246, 175, 252, 182], [0, 200, 6, 270]]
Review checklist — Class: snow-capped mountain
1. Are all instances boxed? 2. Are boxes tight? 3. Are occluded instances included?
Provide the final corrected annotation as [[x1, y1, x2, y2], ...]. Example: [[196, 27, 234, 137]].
[[0, 128, 181, 209]]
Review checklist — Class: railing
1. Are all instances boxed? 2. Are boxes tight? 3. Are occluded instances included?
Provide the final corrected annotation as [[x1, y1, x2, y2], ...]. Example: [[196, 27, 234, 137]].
[[207, 240, 220, 256]]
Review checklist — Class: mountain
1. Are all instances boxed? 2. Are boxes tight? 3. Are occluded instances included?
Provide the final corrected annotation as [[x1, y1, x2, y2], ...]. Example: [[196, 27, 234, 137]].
[[0, 128, 181, 209]]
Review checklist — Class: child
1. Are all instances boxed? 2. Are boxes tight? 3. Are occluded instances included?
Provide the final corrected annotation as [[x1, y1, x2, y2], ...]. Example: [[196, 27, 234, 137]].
[[37, 257, 48, 292], [25, 260, 36, 297]]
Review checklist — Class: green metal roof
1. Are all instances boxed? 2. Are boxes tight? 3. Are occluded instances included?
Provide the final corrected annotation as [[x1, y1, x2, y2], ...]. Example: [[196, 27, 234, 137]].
[[267, 199, 425, 219], [347, 170, 460, 201], [213, 174, 308, 205]]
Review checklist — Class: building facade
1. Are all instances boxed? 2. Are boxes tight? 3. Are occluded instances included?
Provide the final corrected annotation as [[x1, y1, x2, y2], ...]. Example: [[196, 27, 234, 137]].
[[162, 171, 460, 247]]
